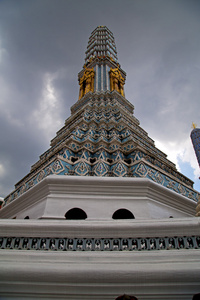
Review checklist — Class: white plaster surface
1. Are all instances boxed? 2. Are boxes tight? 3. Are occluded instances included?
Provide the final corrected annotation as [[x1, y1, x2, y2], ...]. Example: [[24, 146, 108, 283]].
[[0, 249, 200, 299], [0, 175, 196, 219], [0, 217, 200, 238]]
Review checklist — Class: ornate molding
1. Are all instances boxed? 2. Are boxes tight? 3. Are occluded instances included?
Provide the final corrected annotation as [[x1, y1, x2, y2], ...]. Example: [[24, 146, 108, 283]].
[[0, 236, 199, 251]]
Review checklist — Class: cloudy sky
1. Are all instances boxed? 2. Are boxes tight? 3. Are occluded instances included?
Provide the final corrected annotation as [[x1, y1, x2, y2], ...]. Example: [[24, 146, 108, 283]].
[[0, 0, 199, 198]]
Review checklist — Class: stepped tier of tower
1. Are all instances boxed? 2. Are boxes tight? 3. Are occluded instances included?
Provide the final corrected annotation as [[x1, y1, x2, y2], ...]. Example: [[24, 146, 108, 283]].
[[3, 90, 198, 207]]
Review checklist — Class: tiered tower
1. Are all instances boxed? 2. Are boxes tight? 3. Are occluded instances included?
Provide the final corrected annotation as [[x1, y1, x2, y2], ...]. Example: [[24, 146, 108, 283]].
[[191, 124, 200, 217], [1, 26, 198, 210], [79, 26, 124, 98], [191, 125, 200, 167], [0, 27, 200, 300]]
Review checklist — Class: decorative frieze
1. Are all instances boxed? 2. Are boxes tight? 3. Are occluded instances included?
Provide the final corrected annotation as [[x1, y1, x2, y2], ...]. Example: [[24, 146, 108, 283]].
[[1, 236, 199, 251]]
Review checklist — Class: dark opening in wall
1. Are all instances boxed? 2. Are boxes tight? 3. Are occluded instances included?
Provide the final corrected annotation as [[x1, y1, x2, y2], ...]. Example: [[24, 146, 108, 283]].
[[107, 158, 113, 164], [24, 216, 30, 219], [112, 208, 135, 219], [71, 157, 78, 163], [90, 158, 96, 164], [116, 295, 138, 300], [65, 208, 87, 220], [124, 158, 132, 165], [193, 293, 200, 300]]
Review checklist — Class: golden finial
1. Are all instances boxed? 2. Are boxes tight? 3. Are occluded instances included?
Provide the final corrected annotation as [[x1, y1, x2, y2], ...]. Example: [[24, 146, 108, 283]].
[[192, 122, 197, 129]]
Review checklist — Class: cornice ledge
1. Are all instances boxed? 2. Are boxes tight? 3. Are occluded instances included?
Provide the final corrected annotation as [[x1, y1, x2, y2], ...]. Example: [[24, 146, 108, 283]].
[[0, 217, 199, 238]]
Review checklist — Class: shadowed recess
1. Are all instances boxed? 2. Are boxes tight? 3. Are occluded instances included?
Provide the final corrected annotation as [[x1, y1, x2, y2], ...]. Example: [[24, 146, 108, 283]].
[[65, 208, 87, 220], [112, 208, 135, 219]]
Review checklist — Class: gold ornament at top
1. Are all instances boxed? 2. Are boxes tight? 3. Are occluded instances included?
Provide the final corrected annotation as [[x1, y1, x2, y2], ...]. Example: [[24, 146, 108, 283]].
[[78, 67, 95, 100], [109, 68, 125, 96], [192, 122, 197, 129]]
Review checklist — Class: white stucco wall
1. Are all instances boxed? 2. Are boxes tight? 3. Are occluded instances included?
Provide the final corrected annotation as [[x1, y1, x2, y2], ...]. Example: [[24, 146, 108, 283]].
[[0, 176, 196, 220]]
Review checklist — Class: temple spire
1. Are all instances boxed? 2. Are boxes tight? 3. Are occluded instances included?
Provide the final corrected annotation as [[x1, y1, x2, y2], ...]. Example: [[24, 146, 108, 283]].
[[1, 26, 199, 209], [85, 26, 118, 63], [78, 26, 126, 99], [191, 125, 200, 167]]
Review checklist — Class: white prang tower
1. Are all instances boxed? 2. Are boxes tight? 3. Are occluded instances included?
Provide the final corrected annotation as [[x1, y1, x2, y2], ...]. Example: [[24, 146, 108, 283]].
[[0, 26, 200, 300]]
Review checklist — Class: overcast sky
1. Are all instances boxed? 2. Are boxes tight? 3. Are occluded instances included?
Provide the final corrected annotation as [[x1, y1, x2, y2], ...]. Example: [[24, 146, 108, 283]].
[[0, 0, 199, 198]]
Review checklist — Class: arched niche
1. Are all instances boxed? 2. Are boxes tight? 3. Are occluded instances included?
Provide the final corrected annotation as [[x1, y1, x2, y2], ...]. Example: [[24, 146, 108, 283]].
[[115, 295, 138, 300], [65, 208, 87, 220], [112, 208, 135, 220]]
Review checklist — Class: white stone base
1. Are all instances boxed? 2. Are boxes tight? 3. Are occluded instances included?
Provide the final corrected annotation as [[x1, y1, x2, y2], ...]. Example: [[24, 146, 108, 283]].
[[0, 218, 200, 299], [0, 175, 196, 220], [0, 176, 199, 299], [0, 249, 200, 299]]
